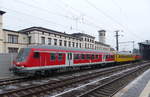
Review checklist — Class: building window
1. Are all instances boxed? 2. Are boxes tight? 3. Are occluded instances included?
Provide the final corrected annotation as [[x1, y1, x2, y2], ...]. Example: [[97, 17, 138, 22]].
[[88, 38, 89, 42], [48, 38, 51, 45], [59, 40, 62, 46], [28, 36, 31, 44], [76, 43, 78, 48], [54, 39, 57, 45], [85, 43, 87, 48], [79, 43, 82, 48], [41, 37, 45, 44], [72, 42, 75, 47], [8, 34, 18, 44], [69, 41, 71, 47], [8, 47, 18, 53], [64, 41, 67, 46]]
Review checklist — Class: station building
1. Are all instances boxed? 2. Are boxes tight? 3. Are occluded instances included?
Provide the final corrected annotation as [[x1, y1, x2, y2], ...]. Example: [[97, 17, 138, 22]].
[[139, 40, 150, 60], [0, 10, 111, 53]]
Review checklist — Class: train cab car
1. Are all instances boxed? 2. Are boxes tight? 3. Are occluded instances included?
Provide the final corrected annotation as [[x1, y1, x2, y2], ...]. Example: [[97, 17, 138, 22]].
[[11, 45, 115, 75]]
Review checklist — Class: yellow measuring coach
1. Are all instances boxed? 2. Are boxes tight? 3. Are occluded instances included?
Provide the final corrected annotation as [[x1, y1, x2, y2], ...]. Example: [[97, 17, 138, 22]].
[[115, 53, 135, 62]]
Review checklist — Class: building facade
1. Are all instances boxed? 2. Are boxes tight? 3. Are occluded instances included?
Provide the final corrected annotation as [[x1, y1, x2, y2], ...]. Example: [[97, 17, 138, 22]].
[[0, 10, 111, 53], [139, 40, 150, 60]]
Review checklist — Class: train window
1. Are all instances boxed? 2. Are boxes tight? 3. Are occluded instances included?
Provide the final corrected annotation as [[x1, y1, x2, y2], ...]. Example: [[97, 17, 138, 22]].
[[16, 48, 30, 62], [68, 53, 69, 59], [33, 52, 40, 58], [70, 53, 72, 60], [74, 54, 77, 59], [58, 53, 63, 60], [91, 55, 94, 59], [105, 55, 107, 59], [106, 55, 109, 59], [74, 54, 80, 59], [86, 54, 91, 59], [81, 54, 85, 59], [96, 55, 98, 59], [50, 53, 56, 60]]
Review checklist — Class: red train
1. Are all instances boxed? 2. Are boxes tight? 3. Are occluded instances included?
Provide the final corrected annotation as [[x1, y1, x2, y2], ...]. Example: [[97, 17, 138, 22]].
[[11, 45, 140, 75]]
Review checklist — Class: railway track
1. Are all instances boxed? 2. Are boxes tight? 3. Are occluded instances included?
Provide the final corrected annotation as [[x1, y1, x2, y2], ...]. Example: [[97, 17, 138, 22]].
[[0, 61, 148, 97], [77, 63, 150, 97], [57, 62, 150, 97], [0, 61, 141, 87], [0, 76, 32, 86]]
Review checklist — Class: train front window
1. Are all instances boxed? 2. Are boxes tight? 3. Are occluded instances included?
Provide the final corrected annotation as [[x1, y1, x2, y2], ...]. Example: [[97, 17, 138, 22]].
[[16, 48, 30, 62]]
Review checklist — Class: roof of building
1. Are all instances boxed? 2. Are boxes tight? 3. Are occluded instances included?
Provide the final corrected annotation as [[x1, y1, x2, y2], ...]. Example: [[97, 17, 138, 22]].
[[71, 33, 95, 39], [0, 10, 5, 15], [95, 41, 110, 47], [19, 27, 82, 40], [3, 29, 28, 34], [98, 30, 106, 32], [139, 40, 150, 46]]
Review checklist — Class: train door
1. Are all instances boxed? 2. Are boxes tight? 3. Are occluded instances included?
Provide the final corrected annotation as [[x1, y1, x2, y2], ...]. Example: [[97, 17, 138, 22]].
[[66, 52, 73, 66], [102, 54, 106, 62], [40, 52, 47, 66]]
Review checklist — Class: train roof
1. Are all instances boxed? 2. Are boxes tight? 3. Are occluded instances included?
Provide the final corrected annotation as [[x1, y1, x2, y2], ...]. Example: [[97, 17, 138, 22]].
[[26, 45, 112, 53]]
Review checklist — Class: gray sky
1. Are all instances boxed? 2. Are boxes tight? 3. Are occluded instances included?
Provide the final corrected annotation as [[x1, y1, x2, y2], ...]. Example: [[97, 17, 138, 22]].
[[1, 0, 150, 51]]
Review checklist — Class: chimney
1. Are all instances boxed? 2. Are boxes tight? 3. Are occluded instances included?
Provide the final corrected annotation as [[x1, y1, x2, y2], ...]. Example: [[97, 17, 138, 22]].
[[98, 30, 106, 44], [0, 10, 6, 53]]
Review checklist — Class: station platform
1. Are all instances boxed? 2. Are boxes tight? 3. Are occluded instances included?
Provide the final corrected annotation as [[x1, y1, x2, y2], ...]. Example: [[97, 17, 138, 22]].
[[113, 69, 150, 97]]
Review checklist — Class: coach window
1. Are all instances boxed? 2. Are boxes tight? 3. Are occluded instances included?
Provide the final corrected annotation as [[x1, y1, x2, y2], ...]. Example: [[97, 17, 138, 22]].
[[58, 53, 63, 60], [50, 53, 56, 60], [92, 55, 94, 59], [74, 54, 79, 59], [33, 52, 40, 58], [86, 54, 90, 59], [106, 55, 109, 59], [96, 55, 98, 59], [81, 54, 85, 59]]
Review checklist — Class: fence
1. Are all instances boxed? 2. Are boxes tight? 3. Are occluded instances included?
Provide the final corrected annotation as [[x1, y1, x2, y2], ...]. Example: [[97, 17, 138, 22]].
[[0, 53, 17, 78]]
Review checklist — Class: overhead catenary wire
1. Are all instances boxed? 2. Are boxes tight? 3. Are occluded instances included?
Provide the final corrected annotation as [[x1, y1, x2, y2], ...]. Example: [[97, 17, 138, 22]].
[[11, 0, 101, 29], [111, 0, 145, 40], [84, 0, 145, 41], [58, 0, 103, 29], [84, 0, 125, 28], [1, 6, 87, 33]]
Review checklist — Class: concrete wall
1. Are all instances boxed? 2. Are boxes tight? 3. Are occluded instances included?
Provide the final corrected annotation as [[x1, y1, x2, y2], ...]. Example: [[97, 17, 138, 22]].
[[0, 53, 17, 78], [0, 12, 4, 53]]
